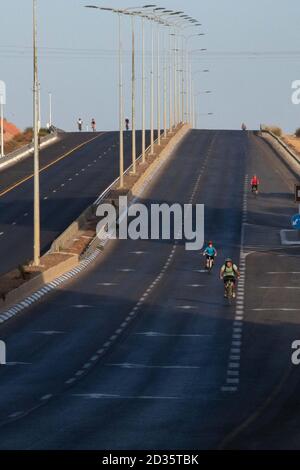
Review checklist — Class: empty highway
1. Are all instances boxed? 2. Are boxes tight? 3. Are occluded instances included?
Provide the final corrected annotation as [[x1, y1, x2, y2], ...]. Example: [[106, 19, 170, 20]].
[[0, 130, 150, 275], [0, 130, 299, 449]]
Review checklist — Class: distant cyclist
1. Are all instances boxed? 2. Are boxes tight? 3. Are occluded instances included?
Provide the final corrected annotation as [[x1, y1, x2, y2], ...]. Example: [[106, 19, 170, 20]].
[[251, 174, 260, 194], [77, 118, 83, 132], [203, 241, 217, 270], [241, 123, 247, 131], [220, 258, 240, 298], [91, 118, 96, 132]]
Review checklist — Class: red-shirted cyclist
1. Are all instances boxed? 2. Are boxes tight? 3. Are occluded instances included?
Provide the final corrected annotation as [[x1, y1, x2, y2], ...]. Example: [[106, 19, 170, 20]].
[[251, 175, 260, 194]]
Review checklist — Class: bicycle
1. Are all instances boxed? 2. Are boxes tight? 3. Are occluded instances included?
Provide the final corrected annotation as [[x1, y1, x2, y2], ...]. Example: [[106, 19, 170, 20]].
[[205, 255, 215, 274], [224, 278, 235, 304], [251, 184, 258, 197]]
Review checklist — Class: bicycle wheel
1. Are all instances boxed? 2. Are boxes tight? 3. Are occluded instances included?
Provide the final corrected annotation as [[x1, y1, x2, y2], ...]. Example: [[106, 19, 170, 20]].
[[225, 281, 234, 304]]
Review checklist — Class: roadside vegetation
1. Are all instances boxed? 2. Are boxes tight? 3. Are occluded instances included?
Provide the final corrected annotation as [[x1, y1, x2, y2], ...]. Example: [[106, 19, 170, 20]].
[[4, 127, 50, 154], [264, 125, 283, 137], [295, 128, 300, 138]]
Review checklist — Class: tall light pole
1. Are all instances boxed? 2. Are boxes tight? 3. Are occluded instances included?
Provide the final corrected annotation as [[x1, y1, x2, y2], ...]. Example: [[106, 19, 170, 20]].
[[131, 14, 136, 173], [0, 101, 4, 158], [33, 0, 40, 266], [169, 31, 173, 131], [123, 5, 157, 166], [163, 25, 168, 138], [141, 16, 146, 162], [189, 61, 192, 125], [173, 34, 177, 127], [146, 9, 183, 135], [182, 34, 205, 123], [150, 18, 155, 154], [85, 5, 126, 187], [192, 80, 195, 128], [181, 36, 185, 123], [189, 48, 207, 124], [0, 81, 5, 158], [118, 12, 124, 187], [157, 22, 161, 145], [49, 92, 52, 128]]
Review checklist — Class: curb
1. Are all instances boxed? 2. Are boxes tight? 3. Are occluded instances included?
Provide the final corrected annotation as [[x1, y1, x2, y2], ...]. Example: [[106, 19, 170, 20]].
[[280, 229, 300, 246], [0, 250, 100, 324], [0, 134, 58, 173]]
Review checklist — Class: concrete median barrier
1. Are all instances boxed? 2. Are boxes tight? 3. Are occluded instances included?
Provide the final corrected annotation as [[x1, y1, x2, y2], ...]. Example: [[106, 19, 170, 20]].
[[0, 254, 78, 313]]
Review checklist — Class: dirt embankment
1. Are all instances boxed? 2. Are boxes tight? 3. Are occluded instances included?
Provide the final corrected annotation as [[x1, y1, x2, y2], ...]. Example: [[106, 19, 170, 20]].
[[282, 135, 300, 157], [3, 119, 21, 143], [2, 120, 50, 154]]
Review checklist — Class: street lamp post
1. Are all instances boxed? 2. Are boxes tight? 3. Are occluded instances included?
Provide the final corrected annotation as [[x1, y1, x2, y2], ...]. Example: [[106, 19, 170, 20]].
[[141, 16, 146, 163], [33, 0, 40, 266], [189, 62, 192, 125], [192, 80, 195, 128], [174, 37, 177, 127], [169, 32, 173, 131], [131, 14, 136, 173], [163, 27, 168, 138], [181, 37, 185, 123], [49, 92, 52, 128], [157, 23, 161, 145], [118, 12, 124, 188], [0, 101, 4, 158], [157, 22, 161, 145], [150, 19, 155, 154], [86, 5, 126, 187], [0, 81, 5, 158], [146, 9, 186, 134]]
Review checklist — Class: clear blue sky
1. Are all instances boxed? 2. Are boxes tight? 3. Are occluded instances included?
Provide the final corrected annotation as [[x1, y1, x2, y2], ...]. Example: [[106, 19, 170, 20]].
[[1, 0, 300, 132]]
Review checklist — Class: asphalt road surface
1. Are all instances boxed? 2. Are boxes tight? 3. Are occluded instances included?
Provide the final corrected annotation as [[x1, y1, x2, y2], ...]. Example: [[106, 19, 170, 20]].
[[0, 130, 150, 275], [0, 129, 299, 449]]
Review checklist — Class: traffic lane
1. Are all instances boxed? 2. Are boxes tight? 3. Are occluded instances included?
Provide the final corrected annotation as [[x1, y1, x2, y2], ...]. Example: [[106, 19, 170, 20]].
[[0, 130, 249, 449], [0, 131, 151, 274], [0, 130, 149, 225], [49, 130, 248, 450], [0, 130, 215, 448], [20, 131, 300, 451], [222, 251, 300, 449], [241, 130, 300, 401], [0, 132, 115, 227], [201, 130, 247, 253], [218, 133, 300, 449], [0, 132, 105, 195], [0, 131, 118, 222], [244, 133, 296, 249]]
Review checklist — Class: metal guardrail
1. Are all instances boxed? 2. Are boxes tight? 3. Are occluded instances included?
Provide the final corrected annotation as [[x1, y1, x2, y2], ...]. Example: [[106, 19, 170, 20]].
[[0, 131, 58, 171], [260, 126, 300, 166]]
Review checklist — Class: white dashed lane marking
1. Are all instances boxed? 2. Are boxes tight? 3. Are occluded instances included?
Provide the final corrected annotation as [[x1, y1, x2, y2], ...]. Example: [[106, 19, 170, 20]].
[[259, 286, 300, 289], [135, 332, 212, 338], [222, 175, 249, 393], [107, 363, 203, 370], [98, 283, 118, 287], [34, 331, 64, 336]]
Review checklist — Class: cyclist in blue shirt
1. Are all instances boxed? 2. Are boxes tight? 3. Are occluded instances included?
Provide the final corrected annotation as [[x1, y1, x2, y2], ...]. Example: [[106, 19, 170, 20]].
[[203, 241, 217, 270]]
